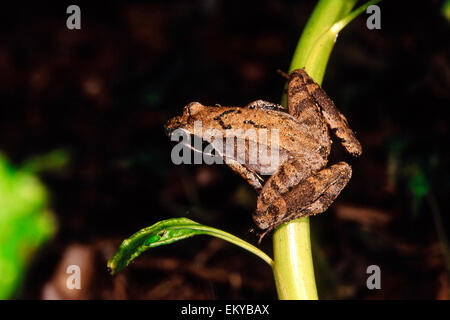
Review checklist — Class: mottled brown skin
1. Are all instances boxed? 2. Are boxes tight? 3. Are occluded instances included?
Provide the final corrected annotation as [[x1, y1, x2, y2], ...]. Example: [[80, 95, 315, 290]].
[[165, 68, 362, 237]]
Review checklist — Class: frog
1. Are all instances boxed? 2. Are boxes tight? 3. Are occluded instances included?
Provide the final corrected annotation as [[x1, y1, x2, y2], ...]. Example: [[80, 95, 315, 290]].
[[165, 68, 362, 238]]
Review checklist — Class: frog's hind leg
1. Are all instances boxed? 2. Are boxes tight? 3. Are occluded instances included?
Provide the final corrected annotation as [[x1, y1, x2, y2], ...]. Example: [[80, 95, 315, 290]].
[[287, 69, 329, 145], [287, 69, 322, 120], [254, 161, 351, 232], [223, 157, 264, 191], [255, 157, 321, 228], [294, 69, 362, 157], [299, 162, 352, 217]]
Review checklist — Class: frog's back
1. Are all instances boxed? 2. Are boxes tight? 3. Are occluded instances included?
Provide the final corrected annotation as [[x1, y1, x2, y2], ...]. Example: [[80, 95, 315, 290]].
[[198, 106, 330, 170], [257, 108, 331, 168]]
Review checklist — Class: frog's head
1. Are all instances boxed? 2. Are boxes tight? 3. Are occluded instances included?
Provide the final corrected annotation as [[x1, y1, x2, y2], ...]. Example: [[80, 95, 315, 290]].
[[164, 102, 206, 137]]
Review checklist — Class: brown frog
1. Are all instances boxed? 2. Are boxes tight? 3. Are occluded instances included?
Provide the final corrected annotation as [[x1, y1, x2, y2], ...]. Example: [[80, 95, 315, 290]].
[[165, 69, 362, 237]]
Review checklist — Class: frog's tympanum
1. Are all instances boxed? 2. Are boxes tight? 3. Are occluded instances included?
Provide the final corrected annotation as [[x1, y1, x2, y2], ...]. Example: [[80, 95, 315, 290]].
[[166, 69, 362, 238]]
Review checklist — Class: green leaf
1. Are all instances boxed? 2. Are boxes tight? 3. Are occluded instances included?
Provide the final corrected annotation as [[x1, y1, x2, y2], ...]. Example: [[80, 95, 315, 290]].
[[0, 154, 56, 299], [443, 0, 450, 22], [107, 217, 273, 275], [21, 149, 70, 173]]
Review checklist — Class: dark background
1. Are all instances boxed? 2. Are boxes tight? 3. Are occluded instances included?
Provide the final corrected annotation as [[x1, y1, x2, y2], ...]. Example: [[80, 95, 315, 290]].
[[0, 0, 449, 299]]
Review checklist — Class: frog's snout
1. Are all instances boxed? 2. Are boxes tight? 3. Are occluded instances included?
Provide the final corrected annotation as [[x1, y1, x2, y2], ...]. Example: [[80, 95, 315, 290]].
[[164, 123, 172, 137], [165, 102, 204, 137], [164, 116, 182, 137]]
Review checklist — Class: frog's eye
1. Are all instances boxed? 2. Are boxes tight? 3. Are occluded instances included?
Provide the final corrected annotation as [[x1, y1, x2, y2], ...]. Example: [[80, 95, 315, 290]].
[[186, 102, 203, 117]]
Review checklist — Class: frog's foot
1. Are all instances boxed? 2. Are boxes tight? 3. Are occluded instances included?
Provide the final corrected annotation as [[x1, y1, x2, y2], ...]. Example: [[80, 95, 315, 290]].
[[249, 227, 271, 245], [253, 162, 351, 231], [276, 69, 289, 80], [244, 100, 286, 112]]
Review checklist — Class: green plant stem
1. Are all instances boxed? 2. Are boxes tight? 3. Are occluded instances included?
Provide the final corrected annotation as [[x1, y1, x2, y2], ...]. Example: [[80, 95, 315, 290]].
[[288, 0, 358, 81], [273, 218, 317, 299], [273, 0, 378, 300]]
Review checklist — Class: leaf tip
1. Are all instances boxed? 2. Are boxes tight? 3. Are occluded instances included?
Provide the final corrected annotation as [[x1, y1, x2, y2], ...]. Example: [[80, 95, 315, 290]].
[[107, 258, 119, 275]]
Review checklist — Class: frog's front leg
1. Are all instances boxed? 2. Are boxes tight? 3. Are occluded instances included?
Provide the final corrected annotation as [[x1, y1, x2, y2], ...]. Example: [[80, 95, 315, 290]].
[[254, 162, 351, 231], [209, 138, 264, 191], [223, 157, 264, 191]]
